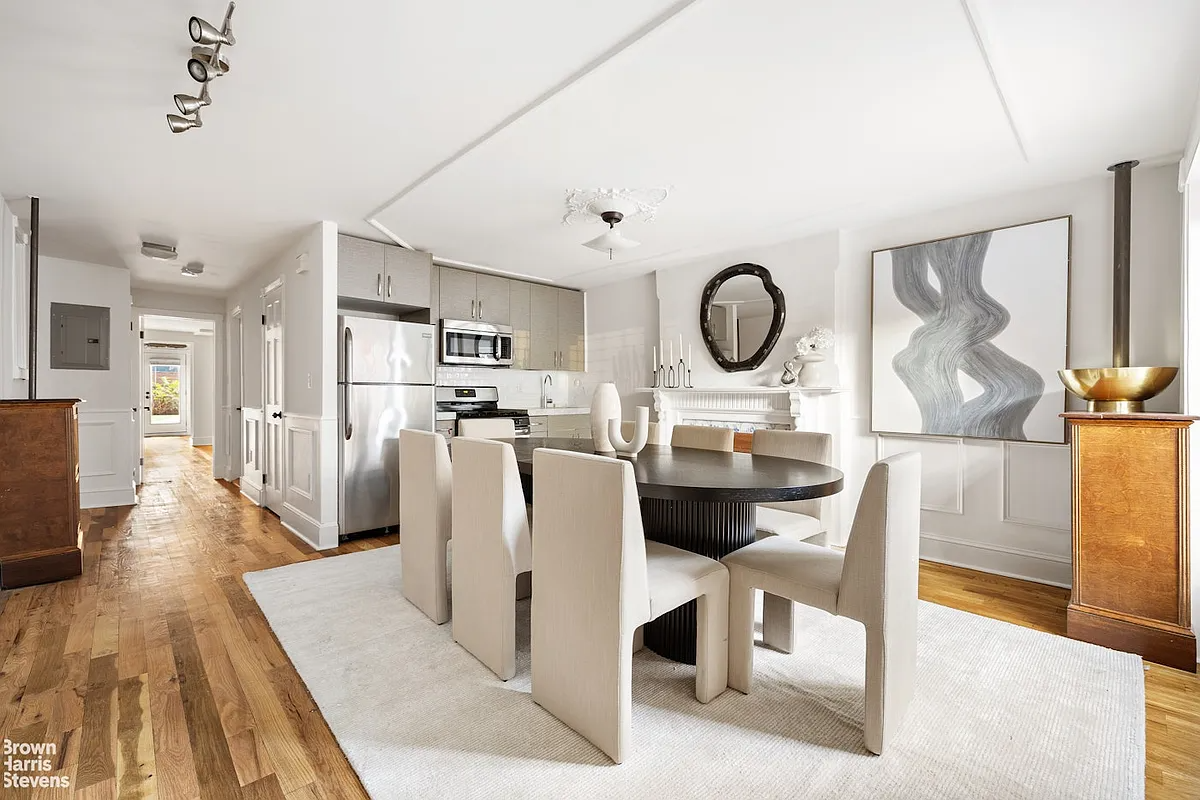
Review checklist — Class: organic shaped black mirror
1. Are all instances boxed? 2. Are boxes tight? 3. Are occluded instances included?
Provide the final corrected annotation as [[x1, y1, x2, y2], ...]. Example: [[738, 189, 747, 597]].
[[699, 263, 786, 372]]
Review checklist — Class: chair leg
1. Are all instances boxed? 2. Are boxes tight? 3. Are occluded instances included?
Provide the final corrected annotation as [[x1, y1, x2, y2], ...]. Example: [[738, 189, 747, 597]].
[[727, 578, 756, 694], [632, 625, 644, 653], [515, 570, 531, 600], [693, 574, 729, 703], [433, 538, 449, 624], [762, 592, 795, 653], [497, 574, 518, 681], [862, 622, 916, 755]]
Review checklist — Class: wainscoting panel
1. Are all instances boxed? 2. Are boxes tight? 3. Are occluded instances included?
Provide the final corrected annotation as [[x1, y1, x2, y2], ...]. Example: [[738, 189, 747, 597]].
[[78, 408, 135, 508], [286, 421, 315, 502], [241, 408, 263, 504], [877, 434, 964, 514], [279, 414, 339, 551], [1002, 442, 1071, 531]]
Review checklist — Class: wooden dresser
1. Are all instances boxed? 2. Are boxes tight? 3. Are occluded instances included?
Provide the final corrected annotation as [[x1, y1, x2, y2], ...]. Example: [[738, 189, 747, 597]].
[[1063, 412, 1196, 671], [0, 399, 84, 588]]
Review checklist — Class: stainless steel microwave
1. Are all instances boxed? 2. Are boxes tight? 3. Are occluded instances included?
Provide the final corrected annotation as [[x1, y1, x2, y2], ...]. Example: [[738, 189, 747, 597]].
[[440, 319, 514, 367]]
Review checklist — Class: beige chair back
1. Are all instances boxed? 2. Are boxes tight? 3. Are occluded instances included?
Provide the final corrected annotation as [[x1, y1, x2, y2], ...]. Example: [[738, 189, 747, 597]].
[[450, 436, 531, 679], [399, 429, 453, 623], [458, 417, 516, 439], [752, 429, 832, 520], [531, 449, 651, 757], [670, 424, 734, 452]]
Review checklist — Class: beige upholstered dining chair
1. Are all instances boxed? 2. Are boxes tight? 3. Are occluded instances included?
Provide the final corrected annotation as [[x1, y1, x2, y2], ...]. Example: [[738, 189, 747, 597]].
[[722, 452, 921, 755], [752, 430, 833, 546], [670, 424, 734, 452], [621, 420, 665, 446], [531, 449, 729, 764], [458, 417, 515, 439], [399, 429, 453, 624], [450, 437, 532, 681]]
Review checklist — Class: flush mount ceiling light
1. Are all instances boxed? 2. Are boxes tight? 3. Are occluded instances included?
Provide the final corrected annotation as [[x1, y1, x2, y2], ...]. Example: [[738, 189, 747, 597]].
[[167, 2, 236, 134], [140, 241, 178, 261], [181, 261, 205, 277], [582, 211, 640, 260]]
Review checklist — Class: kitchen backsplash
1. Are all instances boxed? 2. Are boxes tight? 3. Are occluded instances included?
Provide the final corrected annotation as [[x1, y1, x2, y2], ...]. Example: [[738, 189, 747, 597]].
[[436, 367, 592, 409]]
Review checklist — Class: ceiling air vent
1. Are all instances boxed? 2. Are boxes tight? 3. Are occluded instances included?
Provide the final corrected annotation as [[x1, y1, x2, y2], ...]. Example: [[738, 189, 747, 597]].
[[141, 241, 178, 261]]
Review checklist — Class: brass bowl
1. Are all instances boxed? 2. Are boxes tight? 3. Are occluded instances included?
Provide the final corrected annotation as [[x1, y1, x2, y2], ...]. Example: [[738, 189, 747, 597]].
[[1057, 366, 1179, 413]]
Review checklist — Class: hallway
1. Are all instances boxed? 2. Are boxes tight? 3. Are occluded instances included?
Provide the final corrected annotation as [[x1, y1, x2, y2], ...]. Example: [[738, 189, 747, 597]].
[[0, 437, 391, 799], [0, 438, 1194, 798]]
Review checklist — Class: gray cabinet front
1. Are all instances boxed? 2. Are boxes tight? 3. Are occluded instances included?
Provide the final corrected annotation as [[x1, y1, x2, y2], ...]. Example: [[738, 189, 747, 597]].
[[385, 247, 432, 308], [529, 283, 559, 370], [439, 268, 477, 321], [475, 274, 511, 325], [338, 235, 386, 301], [558, 288, 585, 371], [510, 280, 532, 369]]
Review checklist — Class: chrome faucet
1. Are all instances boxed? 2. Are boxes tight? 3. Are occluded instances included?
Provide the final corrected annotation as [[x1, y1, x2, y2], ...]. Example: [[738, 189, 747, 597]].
[[541, 373, 553, 408]]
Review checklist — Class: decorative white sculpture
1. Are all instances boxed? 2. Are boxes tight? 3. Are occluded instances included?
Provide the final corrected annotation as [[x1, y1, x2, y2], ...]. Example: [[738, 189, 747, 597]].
[[608, 406, 650, 458], [795, 326, 834, 388], [590, 382, 622, 452]]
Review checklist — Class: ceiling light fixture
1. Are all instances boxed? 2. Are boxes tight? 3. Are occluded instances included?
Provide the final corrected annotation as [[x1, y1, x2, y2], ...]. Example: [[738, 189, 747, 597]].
[[140, 241, 178, 261], [181, 262, 205, 277], [167, 2, 236, 134], [582, 211, 640, 260]]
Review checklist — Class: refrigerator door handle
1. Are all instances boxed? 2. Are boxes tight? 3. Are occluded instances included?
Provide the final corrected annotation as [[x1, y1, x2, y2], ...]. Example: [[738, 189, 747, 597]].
[[344, 383, 353, 440], [344, 325, 354, 385]]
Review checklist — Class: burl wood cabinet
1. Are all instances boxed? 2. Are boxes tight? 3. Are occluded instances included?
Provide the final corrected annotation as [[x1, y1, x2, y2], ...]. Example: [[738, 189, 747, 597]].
[[0, 399, 84, 588], [1063, 412, 1196, 672]]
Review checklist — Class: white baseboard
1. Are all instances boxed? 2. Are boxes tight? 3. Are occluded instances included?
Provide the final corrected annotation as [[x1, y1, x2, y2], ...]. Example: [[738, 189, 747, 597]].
[[190, 436, 214, 447], [281, 502, 339, 550], [240, 482, 263, 506], [919, 531, 1071, 588], [80, 484, 137, 509]]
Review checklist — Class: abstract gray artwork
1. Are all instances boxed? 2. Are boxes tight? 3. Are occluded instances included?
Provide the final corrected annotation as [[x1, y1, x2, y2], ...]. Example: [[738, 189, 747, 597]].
[[871, 217, 1070, 443]]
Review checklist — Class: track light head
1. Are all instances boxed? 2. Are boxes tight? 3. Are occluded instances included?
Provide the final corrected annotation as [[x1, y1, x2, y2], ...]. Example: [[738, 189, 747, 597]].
[[174, 89, 211, 115], [167, 113, 202, 133], [187, 49, 228, 82], [189, 16, 234, 46]]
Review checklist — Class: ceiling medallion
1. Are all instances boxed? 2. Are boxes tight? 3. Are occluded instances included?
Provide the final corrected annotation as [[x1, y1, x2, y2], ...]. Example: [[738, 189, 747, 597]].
[[562, 187, 671, 225]]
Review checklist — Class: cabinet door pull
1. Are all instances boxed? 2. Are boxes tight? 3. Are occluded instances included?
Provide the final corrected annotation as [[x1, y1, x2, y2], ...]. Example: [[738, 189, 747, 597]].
[[387, 275, 392, 298], [376, 273, 382, 296], [478, 300, 483, 319]]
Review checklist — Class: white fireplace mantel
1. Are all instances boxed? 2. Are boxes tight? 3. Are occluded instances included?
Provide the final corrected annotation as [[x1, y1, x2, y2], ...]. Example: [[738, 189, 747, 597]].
[[636, 386, 841, 433]]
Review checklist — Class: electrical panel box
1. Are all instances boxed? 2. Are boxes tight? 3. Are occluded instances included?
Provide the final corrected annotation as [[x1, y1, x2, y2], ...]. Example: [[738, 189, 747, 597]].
[[50, 302, 110, 370]]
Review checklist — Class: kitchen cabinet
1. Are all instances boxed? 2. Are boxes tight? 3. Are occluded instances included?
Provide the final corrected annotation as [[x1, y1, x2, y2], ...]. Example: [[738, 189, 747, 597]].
[[547, 414, 591, 439], [438, 268, 510, 324], [337, 234, 432, 309], [529, 283, 559, 371], [558, 288, 585, 371], [510, 281, 532, 369]]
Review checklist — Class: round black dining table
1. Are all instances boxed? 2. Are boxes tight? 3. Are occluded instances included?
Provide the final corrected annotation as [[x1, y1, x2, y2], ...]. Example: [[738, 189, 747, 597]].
[[507, 437, 844, 665]]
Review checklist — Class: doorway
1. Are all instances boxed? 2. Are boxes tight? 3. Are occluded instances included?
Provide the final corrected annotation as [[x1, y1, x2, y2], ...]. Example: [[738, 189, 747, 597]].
[[262, 284, 284, 513], [143, 348, 190, 436]]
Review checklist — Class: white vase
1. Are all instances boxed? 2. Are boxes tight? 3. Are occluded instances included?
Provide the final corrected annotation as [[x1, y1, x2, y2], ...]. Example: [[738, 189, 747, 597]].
[[609, 406, 649, 458], [590, 382, 622, 452], [797, 353, 827, 388]]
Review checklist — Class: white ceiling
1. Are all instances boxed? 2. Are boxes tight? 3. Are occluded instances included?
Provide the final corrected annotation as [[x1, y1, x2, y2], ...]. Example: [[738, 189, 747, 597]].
[[1, 1, 1198, 295]]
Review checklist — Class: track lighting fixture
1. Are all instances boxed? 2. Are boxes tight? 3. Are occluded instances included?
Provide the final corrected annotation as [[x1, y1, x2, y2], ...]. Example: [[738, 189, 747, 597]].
[[181, 262, 205, 277], [189, 15, 235, 46], [174, 86, 211, 115], [165, 2, 235, 133], [167, 113, 203, 133]]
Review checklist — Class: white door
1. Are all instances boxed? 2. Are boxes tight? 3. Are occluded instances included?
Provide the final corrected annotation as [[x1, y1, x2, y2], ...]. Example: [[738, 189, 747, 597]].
[[132, 317, 145, 484], [229, 310, 244, 481], [263, 286, 285, 512], [143, 347, 189, 436]]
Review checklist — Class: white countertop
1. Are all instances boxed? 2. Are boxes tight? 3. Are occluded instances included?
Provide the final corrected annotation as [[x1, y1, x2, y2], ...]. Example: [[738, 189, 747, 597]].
[[527, 406, 590, 417]]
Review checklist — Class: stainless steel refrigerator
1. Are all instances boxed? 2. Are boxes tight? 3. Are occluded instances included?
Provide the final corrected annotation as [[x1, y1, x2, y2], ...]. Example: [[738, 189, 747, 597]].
[[338, 315, 435, 536]]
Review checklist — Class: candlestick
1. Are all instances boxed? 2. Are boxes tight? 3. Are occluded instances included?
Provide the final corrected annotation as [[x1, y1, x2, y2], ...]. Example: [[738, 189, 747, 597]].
[[652, 345, 657, 372], [688, 343, 692, 367], [679, 334, 683, 362], [668, 340, 673, 364]]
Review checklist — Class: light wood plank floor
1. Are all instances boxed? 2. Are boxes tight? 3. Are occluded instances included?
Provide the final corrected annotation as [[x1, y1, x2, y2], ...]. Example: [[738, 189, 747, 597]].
[[0, 436, 1195, 799]]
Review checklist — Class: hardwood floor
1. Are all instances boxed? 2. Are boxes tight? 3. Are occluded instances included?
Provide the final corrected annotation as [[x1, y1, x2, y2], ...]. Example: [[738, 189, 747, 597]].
[[0, 436, 1195, 799]]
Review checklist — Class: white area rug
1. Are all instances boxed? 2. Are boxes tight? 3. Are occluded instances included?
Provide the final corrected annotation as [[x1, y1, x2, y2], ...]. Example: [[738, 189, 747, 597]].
[[244, 547, 1144, 800]]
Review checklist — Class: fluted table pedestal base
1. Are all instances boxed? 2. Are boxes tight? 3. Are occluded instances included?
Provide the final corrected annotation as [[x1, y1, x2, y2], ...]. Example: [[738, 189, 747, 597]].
[[639, 497, 756, 665]]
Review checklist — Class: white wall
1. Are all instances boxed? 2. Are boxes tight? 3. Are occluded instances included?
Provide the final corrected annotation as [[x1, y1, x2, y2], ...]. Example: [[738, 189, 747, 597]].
[[131, 288, 226, 316], [0, 194, 28, 399], [656, 231, 840, 388], [836, 164, 1183, 586], [579, 272, 660, 413], [226, 222, 339, 549], [143, 330, 216, 446], [38, 257, 136, 508]]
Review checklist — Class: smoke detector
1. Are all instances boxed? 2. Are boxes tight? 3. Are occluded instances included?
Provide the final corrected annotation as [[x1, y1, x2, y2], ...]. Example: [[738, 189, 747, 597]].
[[141, 241, 178, 261], [181, 261, 205, 277]]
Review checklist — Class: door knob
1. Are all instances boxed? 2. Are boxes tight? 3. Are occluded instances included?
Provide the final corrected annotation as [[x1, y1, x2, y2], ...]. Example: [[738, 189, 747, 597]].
[[272, 411, 283, 419]]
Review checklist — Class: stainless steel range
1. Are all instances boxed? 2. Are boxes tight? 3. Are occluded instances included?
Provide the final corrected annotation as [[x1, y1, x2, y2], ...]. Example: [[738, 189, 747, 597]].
[[434, 386, 530, 438]]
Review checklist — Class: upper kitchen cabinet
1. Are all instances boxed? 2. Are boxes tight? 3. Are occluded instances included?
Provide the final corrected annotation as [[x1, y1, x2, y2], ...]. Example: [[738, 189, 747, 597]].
[[385, 246, 432, 309], [438, 267, 510, 325], [510, 280, 532, 369], [526, 284, 586, 371], [337, 234, 432, 310], [558, 288, 585, 371]]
